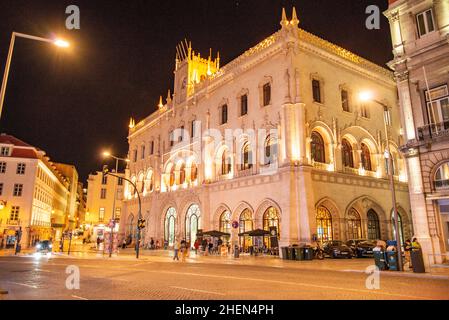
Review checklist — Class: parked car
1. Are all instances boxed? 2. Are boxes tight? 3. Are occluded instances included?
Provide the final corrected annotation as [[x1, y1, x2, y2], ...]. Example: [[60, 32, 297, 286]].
[[35, 240, 52, 253], [346, 239, 376, 258], [322, 240, 353, 259]]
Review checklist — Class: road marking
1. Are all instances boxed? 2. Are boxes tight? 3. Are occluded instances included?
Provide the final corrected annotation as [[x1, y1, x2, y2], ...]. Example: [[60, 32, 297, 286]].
[[71, 295, 88, 300], [170, 286, 226, 296], [8, 282, 38, 289]]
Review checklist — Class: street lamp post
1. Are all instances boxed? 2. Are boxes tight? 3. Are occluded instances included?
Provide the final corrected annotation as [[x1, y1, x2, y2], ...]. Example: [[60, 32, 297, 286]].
[[0, 32, 70, 119], [102, 152, 130, 258], [360, 92, 403, 271], [102, 166, 142, 259]]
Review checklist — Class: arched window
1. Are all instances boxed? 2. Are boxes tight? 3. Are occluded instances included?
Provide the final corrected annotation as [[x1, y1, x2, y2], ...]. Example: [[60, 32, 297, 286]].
[[219, 211, 231, 235], [185, 204, 201, 246], [341, 139, 354, 168], [434, 162, 449, 189], [264, 135, 278, 165], [138, 173, 145, 193], [311, 132, 325, 163], [360, 143, 372, 171], [347, 208, 362, 240], [221, 150, 231, 175], [367, 209, 381, 240], [190, 163, 198, 182], [169, 165, 175, 187], [145, 170, 154, 193], [164, 207, 177, 247], [316, 206, 333, 242], [241, 142, 253, 170], [263, 207, 280, 248], [178, 164, 186, 185], [239, 209, 253, 250], [391, 210, 404, 245]]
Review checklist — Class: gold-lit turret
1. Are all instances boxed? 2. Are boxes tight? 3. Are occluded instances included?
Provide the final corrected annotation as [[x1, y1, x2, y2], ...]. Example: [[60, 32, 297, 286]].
[[129, 117, 135, 129]]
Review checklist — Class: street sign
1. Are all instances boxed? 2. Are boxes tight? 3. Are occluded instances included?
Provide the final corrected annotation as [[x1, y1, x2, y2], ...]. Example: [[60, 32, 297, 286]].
[[232, 221, 239, 229]]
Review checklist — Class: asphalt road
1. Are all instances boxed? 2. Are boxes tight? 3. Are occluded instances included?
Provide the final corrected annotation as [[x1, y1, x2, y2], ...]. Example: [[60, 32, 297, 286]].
[[0, 255, 448, 300]]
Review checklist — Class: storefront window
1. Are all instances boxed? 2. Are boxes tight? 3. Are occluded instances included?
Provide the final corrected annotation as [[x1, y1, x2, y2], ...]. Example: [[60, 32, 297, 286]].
[[239, 209, 253, 250], [164, 207, 176, 247], [185, 204, 201, 246], [263, 207, 280, 248]]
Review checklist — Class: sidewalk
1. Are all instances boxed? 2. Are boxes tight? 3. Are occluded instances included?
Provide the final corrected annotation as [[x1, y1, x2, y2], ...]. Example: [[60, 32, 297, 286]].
[[30, 248, 449, 280]]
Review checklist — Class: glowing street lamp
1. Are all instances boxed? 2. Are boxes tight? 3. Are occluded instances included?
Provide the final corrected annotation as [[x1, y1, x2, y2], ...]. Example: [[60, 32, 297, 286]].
[[0, 32, 71, 119], [359, 90, 403, 271]]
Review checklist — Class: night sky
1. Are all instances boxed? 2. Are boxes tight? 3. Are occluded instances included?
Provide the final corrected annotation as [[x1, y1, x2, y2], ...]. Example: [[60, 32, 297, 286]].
[[0, 0, 393, 184]]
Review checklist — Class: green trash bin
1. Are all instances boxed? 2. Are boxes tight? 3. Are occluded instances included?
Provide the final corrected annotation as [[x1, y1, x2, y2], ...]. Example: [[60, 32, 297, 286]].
[[387, 251, 399, 271], [288, 246, 296, 260], [373, 251, 387, 270], [294, 247, 304, 261], [303, 246, 314, 260], [281, 247, 288, 260]]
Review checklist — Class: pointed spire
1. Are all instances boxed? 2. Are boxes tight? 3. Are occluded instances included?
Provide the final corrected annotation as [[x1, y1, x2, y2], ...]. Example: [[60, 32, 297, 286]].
[[158, 96, 164, 109], [280, 7, 289, 28], [129, 117, 135, 129], [291, 7, 299, 27], [166, 90, 172, 103], [216, 51, 220, 69]]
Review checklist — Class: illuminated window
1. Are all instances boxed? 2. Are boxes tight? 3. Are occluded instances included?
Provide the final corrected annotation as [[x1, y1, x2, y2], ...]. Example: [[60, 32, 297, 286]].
[[367, 209, 380, 240], [164, 207, 177, 247], [316, 206, 333, 242], [99, 208, 105, 222], [239, 209, 253, 249], [219, 211, 231, 235], [241, 142, 253, 170], [179, 164, 186, 185], [361, 143, 372, 171], [185, 204, 201, 244], [341, 139, 354, 168], [190, 163, 198, 182], [347, 208, 362, 240], [221, 151, 231, 175], [311, 132, 325, 163], [263, 207, 280, 248], [264, 135, 278, 165], [434, 162, 449, 189]]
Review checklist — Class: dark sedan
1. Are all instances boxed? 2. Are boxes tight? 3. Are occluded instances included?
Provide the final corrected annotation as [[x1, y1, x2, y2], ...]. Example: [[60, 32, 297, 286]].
[[346, 239, 376, 258], [322, 241, 353, 259]]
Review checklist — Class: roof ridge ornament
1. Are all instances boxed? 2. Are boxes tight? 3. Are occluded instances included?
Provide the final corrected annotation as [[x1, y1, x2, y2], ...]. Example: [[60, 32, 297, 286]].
[[291, 7, 299, 27], [280, 8, 289, 28]]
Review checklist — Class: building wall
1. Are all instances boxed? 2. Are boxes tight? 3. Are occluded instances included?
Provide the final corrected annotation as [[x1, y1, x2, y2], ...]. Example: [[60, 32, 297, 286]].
[[386, 0, 449, 264]]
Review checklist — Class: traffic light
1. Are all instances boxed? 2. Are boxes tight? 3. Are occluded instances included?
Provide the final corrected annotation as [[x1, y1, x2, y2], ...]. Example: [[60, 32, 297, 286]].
[[138, 218, 146, 229]]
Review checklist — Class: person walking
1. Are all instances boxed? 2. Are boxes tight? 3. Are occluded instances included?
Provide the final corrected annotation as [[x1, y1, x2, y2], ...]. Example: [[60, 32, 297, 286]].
[[173, 239, 180, 261], [194, 239, 200, 254], [150, 238, 155, 250]]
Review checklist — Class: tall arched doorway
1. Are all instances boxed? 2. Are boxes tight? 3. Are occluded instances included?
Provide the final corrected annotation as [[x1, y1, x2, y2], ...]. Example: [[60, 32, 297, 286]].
[[219, 210, 231, 242], [316, 206, 333, 242], [185, 204, 201, 247], [239, 209, 253, 251], [367, 209, 381, 240], [263, 207, 280, 249], [347, 208, 362, 240], [164, 207, 177, 247]]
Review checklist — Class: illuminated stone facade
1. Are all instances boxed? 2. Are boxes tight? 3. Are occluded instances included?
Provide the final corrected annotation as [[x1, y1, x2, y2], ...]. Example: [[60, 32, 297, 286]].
[[121, 9, 412, 255], [386, 0, 449, 264]]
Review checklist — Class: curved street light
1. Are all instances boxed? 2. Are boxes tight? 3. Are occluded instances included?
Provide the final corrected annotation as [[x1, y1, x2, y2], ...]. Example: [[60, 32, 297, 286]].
[[0, 32, 70, 119]]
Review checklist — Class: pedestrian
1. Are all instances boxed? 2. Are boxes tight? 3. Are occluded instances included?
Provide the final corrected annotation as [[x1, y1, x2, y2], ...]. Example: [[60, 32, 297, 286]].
[[208, 241, 213, 255], [173, 239, 180, 261], [404, 239, 412, 269], [150, 238, 155, 250], [411, 237, 421, 250], [156, 240, 160, 249], [181, 240, 188, 262], [194, 239, 200, 254], [96, 237, 101, 250]]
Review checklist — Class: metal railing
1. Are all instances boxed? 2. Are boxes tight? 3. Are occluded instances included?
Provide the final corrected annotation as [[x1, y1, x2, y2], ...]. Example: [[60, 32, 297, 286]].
[[435, 179, 449, 189], [417, 121, 449, 141]]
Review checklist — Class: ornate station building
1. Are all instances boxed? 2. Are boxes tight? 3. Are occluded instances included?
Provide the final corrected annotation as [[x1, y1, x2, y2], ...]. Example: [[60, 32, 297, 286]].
[[121, 9, 412, 254]]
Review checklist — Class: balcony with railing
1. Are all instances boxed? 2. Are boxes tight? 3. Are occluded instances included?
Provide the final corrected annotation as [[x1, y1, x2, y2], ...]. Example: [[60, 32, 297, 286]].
[[417, 121, 449, 142]]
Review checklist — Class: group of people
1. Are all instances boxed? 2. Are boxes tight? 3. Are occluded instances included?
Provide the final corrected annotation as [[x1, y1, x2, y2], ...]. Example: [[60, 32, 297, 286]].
[[172, 239, 190, 262], [373, 237, 422, 269]]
